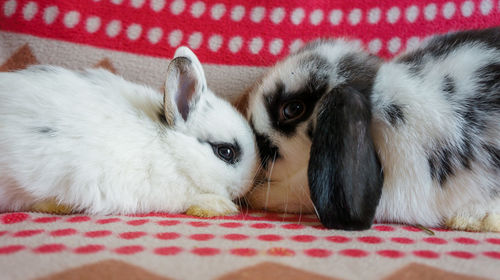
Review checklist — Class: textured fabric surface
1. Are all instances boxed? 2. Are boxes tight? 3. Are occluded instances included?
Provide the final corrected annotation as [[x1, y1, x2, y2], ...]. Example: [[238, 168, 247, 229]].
[[0, 211, 499, 279], [1, 0, 500, 279]]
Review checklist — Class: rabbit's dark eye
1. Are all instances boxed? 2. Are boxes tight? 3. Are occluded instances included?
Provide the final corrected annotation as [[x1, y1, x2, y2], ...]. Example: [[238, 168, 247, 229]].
[[281, 100, 306, 122], [210, 143, 240, 164]]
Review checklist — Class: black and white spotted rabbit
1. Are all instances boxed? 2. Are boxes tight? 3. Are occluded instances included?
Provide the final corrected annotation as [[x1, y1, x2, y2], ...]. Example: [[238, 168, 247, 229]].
[[240, 27, 500, 231]]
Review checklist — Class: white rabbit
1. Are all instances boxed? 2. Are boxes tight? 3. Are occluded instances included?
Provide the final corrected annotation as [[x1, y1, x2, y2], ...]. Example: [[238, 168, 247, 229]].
[[239, 27, 500, 231], [0, 47, 257, 217]]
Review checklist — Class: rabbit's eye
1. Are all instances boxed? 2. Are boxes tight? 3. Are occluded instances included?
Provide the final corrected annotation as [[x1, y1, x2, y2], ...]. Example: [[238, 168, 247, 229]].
[[210, 143, 239, 164], [281, 100, 306, 122]]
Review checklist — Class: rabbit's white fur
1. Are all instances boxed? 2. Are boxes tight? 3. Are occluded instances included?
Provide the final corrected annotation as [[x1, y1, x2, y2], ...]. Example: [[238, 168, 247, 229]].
[[0, 47, 257, 215], [244, 28, 500, 231]]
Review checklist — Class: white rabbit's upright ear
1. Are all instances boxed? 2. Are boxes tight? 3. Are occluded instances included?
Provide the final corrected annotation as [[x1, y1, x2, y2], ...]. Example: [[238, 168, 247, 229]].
[[164, 46, 206, 124]]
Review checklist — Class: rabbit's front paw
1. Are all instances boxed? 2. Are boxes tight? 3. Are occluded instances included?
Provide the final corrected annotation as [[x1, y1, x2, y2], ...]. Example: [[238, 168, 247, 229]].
[[186, 194, 239, 217], [31, 198, 74, 215]]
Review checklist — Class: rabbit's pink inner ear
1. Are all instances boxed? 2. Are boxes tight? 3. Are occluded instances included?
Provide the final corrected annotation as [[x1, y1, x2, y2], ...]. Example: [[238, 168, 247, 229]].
[[175, 67, 198, 121]]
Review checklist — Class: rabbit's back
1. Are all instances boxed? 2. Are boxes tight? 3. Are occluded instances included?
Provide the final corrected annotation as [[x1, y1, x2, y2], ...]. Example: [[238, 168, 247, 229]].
[[372, 28, 500, 226], [0, 66, 175, 213]]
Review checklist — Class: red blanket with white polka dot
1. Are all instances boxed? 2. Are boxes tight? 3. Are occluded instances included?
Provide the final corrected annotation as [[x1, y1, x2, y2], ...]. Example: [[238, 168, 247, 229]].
[[1, 0, 500, 279]]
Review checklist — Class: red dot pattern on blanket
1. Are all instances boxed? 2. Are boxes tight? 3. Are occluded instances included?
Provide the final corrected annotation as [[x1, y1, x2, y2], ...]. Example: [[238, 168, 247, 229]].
[[33, 217, 59, 223], [34, 244, 66, 254], [391, 237, 415, 244], [119, 231, 147, 239], [50, 228, 78, 237], [377, 250, 405, 258], [219, 222, 243, 228], [339, 249, 369, 258], [157, 220, 180, 226], [192, 247, 220, 256], [251, 223, 274, 229], [326, 236, 351, 243], [0, 245, 25, 254], [114, 245, 144, 255], [96, 218, 121, 224], [74, 245, 105, 254], [413, 250, 440, 259], [154, 246, 183, 256], [447, 251, 476, 259], [423, 237, 448, 244], [357, 236, 384, 244], [230, 248, 258, 257], [126, 219, 149, 226], [223, 234, 249, 241], [13, 229, 44, 237], [84, 230, 112, 238], [188, 221, 211, 227], [486, 238, 500, 244], [155, 232, 181, 240], [189, 234, 215, 241], [304, 249, 332, 258], [258, 234, 283, 241], [454, 237, 479, 244], [373, 225, 395, 231], [282, 224, 305, 230], [291, 235, 317, 242], [1, 213, 29, 224], [483, 251, 500, 259], [66, 216, 91, 223]]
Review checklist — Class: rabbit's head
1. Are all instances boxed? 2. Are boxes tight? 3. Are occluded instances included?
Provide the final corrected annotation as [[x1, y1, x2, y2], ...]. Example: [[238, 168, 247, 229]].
[[164, 47, 258, 200], [239, 40, 384, 229]]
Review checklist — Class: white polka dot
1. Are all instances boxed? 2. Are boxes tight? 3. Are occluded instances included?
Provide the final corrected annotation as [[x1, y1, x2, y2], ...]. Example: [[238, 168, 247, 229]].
[[289, 39, 304, 53], [405, 5, 419, 22], [348, 9, 362, 25], [406, 36, 421, 50], [388, 37, 401, 54], [147, 27, 163, 44], [43, 6, 59, 25], [461, 1, 474, 17], [190, 1, 205, 18], [309, 9, 323, 25], [3, 0, 17, 17], [270, 7, 285, 24], [480, 0, 493, 14], [111, 0, 123, 5], [63, 11, 80, 28], [250, 6, 265, 23], [211, 3, 225, 20], [442, 2, 456, 19], [188, 32, 202, 49], [228, 36, 242, 53], [106, 20, 122, 37], [269, 38, 283, 55], [368, 39, 382, 53], [85, 16, 101, 33], [150, 0, 165, 12], [170, 0, 185, 15], [208, 34, 223, 52], [424, 3, 437, 21], [131, 0, 144, 8], [386, 6, 400, 24], [368, 8, 381, 24], [168, 30, 183, 47], [291, 8, 305, 25], [230, 5, 245, 21], [329, 9, 342, 25], [127, 24, 142, 40], [23, 1, 37, 21], [249, 37, 263, 54]]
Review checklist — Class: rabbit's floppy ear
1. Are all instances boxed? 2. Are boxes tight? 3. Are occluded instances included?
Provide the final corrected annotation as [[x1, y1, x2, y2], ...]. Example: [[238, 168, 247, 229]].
[[164, 46, 206, 124], [308, 86, 383, 230]]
